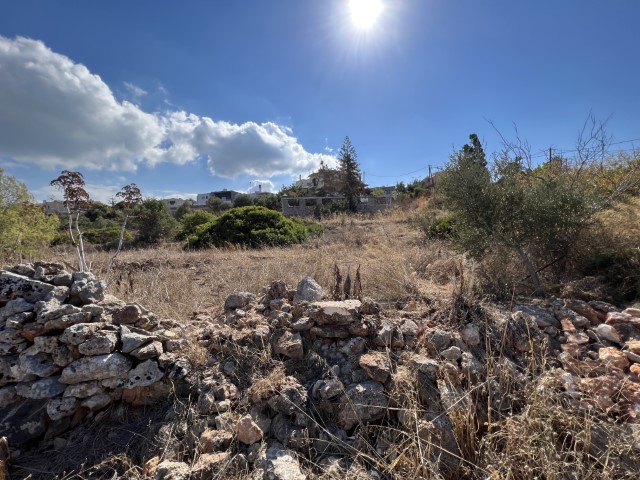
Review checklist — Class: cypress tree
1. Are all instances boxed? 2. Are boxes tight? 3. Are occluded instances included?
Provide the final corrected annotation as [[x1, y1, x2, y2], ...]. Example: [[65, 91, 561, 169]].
[[338, 136, 364, 212]]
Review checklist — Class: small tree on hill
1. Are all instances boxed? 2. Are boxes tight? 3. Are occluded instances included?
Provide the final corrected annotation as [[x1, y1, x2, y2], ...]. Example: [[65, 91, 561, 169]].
[[338, 136, 365, 212], [133, 199, 178, 244], [50, 170, 91, 272]]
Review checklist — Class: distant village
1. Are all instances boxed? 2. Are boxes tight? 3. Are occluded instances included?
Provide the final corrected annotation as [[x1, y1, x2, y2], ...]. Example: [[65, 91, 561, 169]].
[[42, 168, 435, 217]]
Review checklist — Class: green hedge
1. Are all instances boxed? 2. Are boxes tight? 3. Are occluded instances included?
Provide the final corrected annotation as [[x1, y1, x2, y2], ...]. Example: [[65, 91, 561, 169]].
[[184, 206, 324, 249]]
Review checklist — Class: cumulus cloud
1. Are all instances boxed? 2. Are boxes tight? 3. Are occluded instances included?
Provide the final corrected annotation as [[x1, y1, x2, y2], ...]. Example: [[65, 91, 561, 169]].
[[0, 36, 335, 179], [123, 81, 147, 98], [249, 180, 276, 193]]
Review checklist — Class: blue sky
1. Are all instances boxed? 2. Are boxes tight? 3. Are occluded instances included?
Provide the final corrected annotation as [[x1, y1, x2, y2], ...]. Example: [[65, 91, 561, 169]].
[[0, 0, 639, 202]]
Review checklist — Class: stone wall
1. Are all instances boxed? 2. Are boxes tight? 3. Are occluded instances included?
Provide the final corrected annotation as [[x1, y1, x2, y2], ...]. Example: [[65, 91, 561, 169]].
[[0, 263, 174, 445], [281, 195, 394, 217]]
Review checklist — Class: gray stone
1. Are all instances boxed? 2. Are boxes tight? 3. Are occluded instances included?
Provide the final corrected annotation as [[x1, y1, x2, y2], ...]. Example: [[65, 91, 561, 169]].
[[595, 324, 622, 345], [131, 341, 163, 360], [400, 319, 419, 337], [261, 441, 307, 480], [0, 271, 55, 303], [0, 328, 25, 344], [0, 398, 48, 444], [441, 346, 463, 361], [59, 323, 104, 345], [120, 325, 154, 353], [341, 337, 366, 355], [78, 331, 118, 356], [461, 324, 481, 346], [47, 396, 79, 421], [0, 385, 18, 407], [52, 344, 78, 367], [338, 381, 388, 430], [294, 276, 324, 303], [81, 393, 112, 411], [112, 304, 143, 324], [60, 353, 133, 384], [155, 461, 190, 480], [43, 312, 92, 331], [15, 376, 66, 399], [127, 360, 163, 388], [0, 298, 35, 318], [425, 329, 452, 351], [515, 304, 560, 328], [290, 317, 314, 332], [63, 381, 104, 398], [0, 355, 36, 386], [0, 342, 27, 355], [224, 292, 254, 310], [70, 279, 106, 305], [33, 336, 59, 354], [37, 303, 81, 322], [52, 273, 73, 287], [308, 300, 361, 326], [273, 332, 304, 360], [19, 351, 59, 377]]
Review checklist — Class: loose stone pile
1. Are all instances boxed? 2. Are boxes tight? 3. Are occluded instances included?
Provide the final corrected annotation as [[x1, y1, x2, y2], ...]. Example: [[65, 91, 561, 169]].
[[0, 263, 175, 444]]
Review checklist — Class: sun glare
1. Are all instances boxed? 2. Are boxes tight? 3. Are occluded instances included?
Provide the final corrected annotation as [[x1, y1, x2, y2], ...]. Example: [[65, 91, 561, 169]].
[[348, 0, 383, 30]]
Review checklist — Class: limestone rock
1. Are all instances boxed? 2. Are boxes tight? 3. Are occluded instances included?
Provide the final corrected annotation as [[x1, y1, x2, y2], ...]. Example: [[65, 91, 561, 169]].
[[224, 292, 254, 311], [235, 414, 264, 445], [359, 352, 391, 383], [63, 381, 104, 398], [19, 351, 59, 377], [33, 336, 59, 354], [131, 341, 163, 360], [70, 278, 106, 305], [15, 376, 66, 399], [261, 441, 307, 480], [338, 381, 388, 430], [308, 300, 361, 326], [595, 324, 622, 345], [127, 360, 163, 388], [598, 347, 630, 370], [461, 324, 481, 346], [441, 346, 463, 361], [515, 304, 560, 328], [46, 396, 79, 421], [81, 393, 112, 411], [273, 332, 304, 360], [59, 323, 104, 346], [60, 353, 133, 384], [0, 271, 55, 304], [199, 429, 233, 453], [78, 331, 118, 356], [120, 325, 154, 353], [154, 460, 190, 480], [294, 276, 323, 303], [112, 304, 143, 324]]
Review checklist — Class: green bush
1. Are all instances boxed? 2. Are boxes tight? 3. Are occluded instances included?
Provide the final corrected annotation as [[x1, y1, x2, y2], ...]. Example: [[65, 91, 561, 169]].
[[409, 212, 457, 240], [84, 227, 133, 244], [184, 206, 324, 249], [176, 211, 217, 240]]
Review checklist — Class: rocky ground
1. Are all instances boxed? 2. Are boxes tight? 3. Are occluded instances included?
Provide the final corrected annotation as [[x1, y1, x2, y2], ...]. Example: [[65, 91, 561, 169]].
[[1, 262, 640, 479]]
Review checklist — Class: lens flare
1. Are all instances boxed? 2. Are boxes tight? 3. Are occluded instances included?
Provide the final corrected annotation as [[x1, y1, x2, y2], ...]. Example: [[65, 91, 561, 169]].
[[348, 0, 384, 30]]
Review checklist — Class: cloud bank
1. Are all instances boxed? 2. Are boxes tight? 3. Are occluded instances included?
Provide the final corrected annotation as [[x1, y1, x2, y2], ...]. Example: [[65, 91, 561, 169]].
[[0, 36, 335, 178]]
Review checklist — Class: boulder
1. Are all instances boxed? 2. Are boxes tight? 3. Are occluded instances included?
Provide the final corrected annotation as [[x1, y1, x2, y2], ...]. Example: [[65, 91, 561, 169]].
[[78, 331, 118, 356], [224, 292, 254, 311], [127, 360, 163, 388], [261, 441, 307, 480], [46, 396, 79, 421], [120, 325, 154, 353], [199, 429, 233, 453], [307, 300, 361, 326], [273, 332, 304, 360], [60, 353, 133, 384], [338, 381, 388, 430], [59, 323, 104, 346], [294, 277, 323, 303], [359, 352, 391, 383], [235, 414, 264, 445], [112, 304, 143, 324], [131, 341, 163, 360], [15, 376, 66, 399], [0, 271, 55, 304]]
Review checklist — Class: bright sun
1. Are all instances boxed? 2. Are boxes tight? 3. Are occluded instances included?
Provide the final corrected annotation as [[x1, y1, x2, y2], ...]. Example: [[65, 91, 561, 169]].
[[348, 0, 383, 30]]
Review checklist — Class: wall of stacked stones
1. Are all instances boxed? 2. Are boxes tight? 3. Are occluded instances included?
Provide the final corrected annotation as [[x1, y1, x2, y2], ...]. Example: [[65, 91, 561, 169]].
[[0, 263, 178, 444]]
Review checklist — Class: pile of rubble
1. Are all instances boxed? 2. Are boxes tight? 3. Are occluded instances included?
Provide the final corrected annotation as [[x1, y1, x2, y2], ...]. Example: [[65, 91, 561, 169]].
[[0, 263, 177, 445], [2, 266, 640, 479]]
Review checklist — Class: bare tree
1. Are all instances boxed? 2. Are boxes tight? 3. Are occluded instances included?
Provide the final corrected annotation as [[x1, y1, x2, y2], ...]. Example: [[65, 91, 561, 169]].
[[50, 171, 91, 272], [105, 183, 143, 283]]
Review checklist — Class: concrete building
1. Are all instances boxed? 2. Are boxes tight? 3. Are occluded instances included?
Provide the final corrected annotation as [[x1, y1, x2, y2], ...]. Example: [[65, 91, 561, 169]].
[[42, 200, 68, 215], [196, 190, 241, 206], [161, 198, 188, 211], [281, 195, 393, 217]]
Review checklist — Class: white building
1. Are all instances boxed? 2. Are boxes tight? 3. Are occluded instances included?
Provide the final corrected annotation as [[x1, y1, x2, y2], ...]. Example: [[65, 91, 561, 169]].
[[161, 198, 188, 211]]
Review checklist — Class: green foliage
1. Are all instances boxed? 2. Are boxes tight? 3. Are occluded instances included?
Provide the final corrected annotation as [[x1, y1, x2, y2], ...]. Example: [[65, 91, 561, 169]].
[[338, 136, 365, 212], [314, 199, 349, 218], [133, 199, 178, 244], [0, 169, 58, 259], [396, 179, 428, 199], [438, 133, 603, 293], [176, 210, 217, 240], [233, 194, 254, 208], [83, 227, 133, 244], [207, 196, 232, 213], [411, 212, 458, 239], [173, 200, 195, 220], [252, 194, 281, 211], [184, 206, 324, 249]]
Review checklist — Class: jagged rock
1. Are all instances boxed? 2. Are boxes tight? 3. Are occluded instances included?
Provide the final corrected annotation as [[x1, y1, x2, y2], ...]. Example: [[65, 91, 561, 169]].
[[0, 342, 27, 355], [294, 277, 323, 303], [581, 376, 619, 409], [236, 414, 263, 445], [310, 326, 350, 339], [268, 379, 308, 417], [224, 292, 254, 311], [0, 271, 55, 304], [290, 317, 314, 332], [44, 311, 92, 331], [271, 413, 309, 449], [19, 350, 59, 377], [81, 393, 112, 411], [120, 325, 154, 353], [260, 441, 307, 480], [598, 347, 630, 370], [0, 385, 18, 407], [341, 337, 366, 356], [15, 376, 66, 399], [46, 396, 79, 421], [308, 300, 361, 326], [408, 355, 439, 381], [374, 321, 403, 349], [154, 460, 190, 480], [400, 319, 419, 337], [70, 278, 106, 305], [37, 302, 80, 323], [78, 331, 118, 356], [338, 381, 388, 430], [595, 324, 623, 345], [515, 304, 560, 328], [441, 346, 463, 361], [250, 406, 272, 434], [131, 341, 163, 359], [52, 343, 79, 367], [0, 298, 34, 319], [565, 299, 601, 325], [59, 323, 105, 346], [199, 429, 233, 453], [63, 381, 104, 398], [461, 324, 481, 346], [425, 329, 452, 351], [359, 352, 391, 383], [191, 452, 232, 479], [112, 304, 143, 324], [0, 355, 36, 386], [417, 416, 461, 472], [127, 360, 163, 388], [360, 297, 381, 315], [0, 328, 25, 345], [60, 353, 133, 384], [273, 332, 304, 360], [32, 336, 59, 354]]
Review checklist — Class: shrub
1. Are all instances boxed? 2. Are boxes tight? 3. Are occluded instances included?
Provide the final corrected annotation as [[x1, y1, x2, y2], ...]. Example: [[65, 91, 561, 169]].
[[410, 212, 457, 240], [184, 206, 324, 249], [176, 211, 217, 240], [84, 227, 133, 244]]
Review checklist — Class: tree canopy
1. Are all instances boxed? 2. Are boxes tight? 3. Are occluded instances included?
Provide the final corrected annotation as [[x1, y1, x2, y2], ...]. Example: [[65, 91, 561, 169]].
[[338, 136, 365, 212]]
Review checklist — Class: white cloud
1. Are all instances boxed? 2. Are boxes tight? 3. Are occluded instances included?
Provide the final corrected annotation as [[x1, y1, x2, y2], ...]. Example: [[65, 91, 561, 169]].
[[123, 81, 147, 98], [249, 180, 276, 194], [0, 36, 335, 179]]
